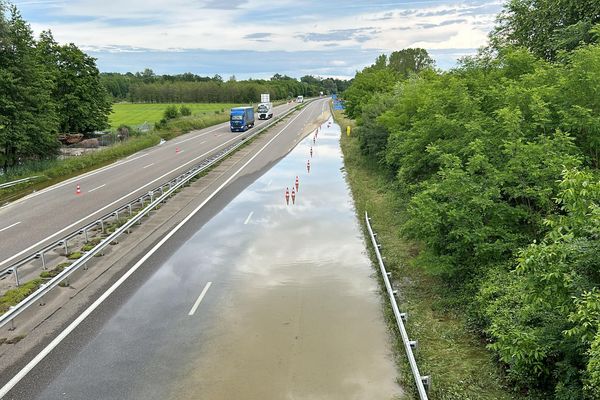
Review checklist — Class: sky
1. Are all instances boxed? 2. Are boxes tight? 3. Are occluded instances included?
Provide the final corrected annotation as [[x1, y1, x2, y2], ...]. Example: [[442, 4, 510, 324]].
[[13, 0, 505, 79]]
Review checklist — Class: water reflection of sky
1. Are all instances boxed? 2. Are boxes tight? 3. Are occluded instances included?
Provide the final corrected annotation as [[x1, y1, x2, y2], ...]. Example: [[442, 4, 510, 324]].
[[176, 117, 372, 293], [34, 116, 401, 400]]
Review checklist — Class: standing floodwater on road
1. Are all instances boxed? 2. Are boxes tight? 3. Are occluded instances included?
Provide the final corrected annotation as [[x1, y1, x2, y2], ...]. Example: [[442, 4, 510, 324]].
[[33, 115, 403, 400]]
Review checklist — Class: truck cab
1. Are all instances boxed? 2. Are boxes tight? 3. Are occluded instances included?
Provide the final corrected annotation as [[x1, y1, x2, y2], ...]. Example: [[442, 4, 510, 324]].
[[257, 103, 273, 120], [230, 107, 255, 132], [296, 95, 304, 103]]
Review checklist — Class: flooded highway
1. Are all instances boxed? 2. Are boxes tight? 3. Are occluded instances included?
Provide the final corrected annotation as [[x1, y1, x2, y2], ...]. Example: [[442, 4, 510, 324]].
[[32, 116, 403, 400]]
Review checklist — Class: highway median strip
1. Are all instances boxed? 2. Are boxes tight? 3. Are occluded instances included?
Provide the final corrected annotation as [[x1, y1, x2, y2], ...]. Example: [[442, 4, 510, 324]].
[[0, 101, 311, 330], [0, 99, 318, 398]]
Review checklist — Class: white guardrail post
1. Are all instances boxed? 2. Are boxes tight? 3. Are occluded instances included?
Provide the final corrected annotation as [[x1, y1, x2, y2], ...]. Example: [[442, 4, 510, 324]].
[[365, 211, 430, 399], [0, 101, 310, 329]]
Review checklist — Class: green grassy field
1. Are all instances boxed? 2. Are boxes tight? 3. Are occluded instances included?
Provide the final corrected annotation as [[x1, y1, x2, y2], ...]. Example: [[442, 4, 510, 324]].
[[109, 103, 243, 129]]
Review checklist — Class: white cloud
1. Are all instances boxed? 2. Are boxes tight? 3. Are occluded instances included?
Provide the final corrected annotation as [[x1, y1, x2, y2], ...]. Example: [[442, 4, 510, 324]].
[[17, 0, 505, 74]]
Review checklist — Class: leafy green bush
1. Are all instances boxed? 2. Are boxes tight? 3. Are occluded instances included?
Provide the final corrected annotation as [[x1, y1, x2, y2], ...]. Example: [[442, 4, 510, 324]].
[[155, 113, 229, 141], [163, 105, 179, 120], [345, 41, 600, 397], [180, 105, 192, 116]]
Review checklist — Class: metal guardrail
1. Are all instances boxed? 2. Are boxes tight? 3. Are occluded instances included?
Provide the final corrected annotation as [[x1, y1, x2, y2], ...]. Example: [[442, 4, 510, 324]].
[[0, 102, 308, 329], [0, 176, 39, 190], [1, 102, 306, 279], [365, 211, 430, 399]]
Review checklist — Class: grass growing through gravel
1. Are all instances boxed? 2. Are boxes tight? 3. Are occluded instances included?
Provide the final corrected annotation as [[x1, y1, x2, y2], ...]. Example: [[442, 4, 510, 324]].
[[40, 262, 71, 279], [334, 109, 518, 400], [0, 279, 43, 315], [109, 103, 241, 128], [81, 238, 102, 252]]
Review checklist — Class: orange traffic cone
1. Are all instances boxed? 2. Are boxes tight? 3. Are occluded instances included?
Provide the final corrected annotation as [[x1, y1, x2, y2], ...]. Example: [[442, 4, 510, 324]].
[[285, 187, 290, 205]]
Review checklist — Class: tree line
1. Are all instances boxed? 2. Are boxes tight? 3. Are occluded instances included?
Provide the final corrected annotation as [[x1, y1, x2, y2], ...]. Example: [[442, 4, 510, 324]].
[[0, 2, 111, 172], [101, 70, 351, 103], [0, 0, 352, 174], [344, 1, 600, 398]]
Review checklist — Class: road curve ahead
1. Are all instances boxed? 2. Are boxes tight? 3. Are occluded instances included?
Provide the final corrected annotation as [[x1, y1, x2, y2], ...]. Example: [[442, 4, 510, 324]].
[[0, 102, 299, 269]]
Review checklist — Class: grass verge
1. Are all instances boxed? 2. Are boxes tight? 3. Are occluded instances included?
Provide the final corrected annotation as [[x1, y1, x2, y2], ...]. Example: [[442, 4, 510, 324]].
[[334, 109, 519, 400], [0, 111, 230, 204]]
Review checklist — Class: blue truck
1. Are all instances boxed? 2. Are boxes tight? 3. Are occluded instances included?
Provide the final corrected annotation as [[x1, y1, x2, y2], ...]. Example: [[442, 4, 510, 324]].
[[230, 106, 255, 132]]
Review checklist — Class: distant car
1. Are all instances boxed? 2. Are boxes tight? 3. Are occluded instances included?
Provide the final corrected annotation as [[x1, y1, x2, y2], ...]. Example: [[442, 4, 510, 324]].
[[296, 95, 304, 103]]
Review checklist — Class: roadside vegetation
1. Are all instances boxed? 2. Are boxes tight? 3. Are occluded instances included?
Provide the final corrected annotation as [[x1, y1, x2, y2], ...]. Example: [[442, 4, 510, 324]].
[[0, 0, 346, 201], [0, 104, 238, 203], [0, 2, 111, 174], [340, 1, 600, 398], [335, 110, 517, 400]]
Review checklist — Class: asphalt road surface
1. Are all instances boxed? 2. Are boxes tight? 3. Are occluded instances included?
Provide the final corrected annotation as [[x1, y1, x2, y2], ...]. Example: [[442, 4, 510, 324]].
[[0, 102, 300, 270], [1, 103, 402, 399]]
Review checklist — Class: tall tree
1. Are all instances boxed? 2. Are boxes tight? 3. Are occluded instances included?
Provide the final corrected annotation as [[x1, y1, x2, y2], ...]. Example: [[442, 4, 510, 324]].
[[37, 31, 111, 134], [492, 0, 600, 60], [388, 48, 435, 77], [0, 3, 58, 171]]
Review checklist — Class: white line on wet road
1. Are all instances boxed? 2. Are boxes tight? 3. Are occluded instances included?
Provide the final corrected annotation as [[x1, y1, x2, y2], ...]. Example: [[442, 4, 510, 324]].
[[188, 282, 213, 316], [0, 221, 21, 233], [244, 211, 254, 225], [88, 184, 105, 193], [0, 133, 245, 269], [0, 102, 312, 398], [142, 163, 155, 169]]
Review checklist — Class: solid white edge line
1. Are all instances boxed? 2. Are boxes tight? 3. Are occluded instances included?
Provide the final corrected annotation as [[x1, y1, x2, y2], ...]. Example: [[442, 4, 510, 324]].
[[243, 211, 254, 225], [88, 184, 106, 193], [188, 282, 212, 316], [0, 221, 21, 233], [0, 133, 244, 269], [0, 100, 317, 398], [0, 153, 149, 210]]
